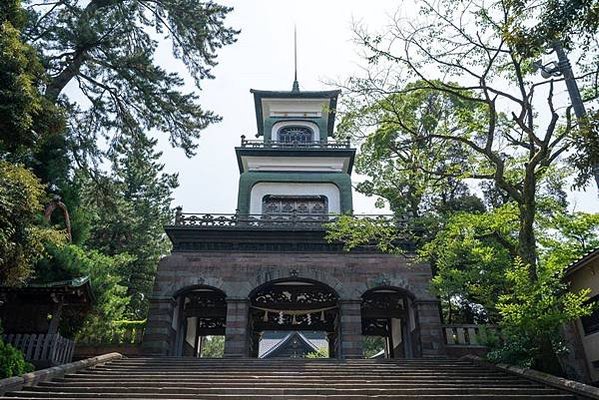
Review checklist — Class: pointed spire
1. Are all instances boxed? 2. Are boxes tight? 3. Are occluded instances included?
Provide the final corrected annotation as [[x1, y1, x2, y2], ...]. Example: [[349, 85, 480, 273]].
[[292, 25, 300, 92]]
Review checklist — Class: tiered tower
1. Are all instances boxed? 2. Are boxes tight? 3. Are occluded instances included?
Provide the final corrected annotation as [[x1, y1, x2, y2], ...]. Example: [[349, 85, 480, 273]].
[[236, 88, 354, 218], [142, 81, 446, 360]]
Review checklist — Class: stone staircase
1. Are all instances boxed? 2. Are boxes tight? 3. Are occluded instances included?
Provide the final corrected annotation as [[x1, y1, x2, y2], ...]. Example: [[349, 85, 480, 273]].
[[1, 357, 579, 399]]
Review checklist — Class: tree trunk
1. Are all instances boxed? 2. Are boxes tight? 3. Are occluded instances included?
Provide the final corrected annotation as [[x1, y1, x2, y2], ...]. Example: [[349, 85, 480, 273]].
[[44, 0, 122, 102], [518, 167, 538, 279], [45, 50, 87, 102]]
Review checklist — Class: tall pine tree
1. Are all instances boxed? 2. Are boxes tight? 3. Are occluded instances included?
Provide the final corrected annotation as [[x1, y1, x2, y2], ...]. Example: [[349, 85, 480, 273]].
[[82, 132, 177, 318]]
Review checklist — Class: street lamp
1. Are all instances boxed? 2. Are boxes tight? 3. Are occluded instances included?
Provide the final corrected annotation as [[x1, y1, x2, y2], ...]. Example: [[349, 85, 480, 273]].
[[532, 42, 598, 191]]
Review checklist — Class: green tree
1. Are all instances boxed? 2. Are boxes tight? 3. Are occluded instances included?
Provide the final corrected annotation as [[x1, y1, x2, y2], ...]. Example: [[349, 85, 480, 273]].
[[328, 85, 486, 254], [333, 0, 599, 370], [0, 161, 65, 285], [338, 83, 486, 221], [82, 131, 177, 317], [422, 203, 598, 370], [0, 0, 64, 157], [35, 243, 132, 339], [343, 0, 599, 277], [490, 258, 593, 373], [362, 336, 386, 358], [200, 336, 225, 358], [23, 0, 238, 165], [422, 205, 517, 324], [501, 0, 599, 57]]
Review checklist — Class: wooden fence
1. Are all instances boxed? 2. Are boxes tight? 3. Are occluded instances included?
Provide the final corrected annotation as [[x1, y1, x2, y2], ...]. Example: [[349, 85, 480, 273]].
[[3, 333, 75, 365]]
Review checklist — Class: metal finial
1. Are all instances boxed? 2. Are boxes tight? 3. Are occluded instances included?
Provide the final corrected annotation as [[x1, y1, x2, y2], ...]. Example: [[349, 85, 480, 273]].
[[292, 25, 300, 92]]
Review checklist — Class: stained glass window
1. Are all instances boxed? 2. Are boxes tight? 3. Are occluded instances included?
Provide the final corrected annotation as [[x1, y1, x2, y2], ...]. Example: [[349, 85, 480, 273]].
[[262, 195, 328, 215], [277, 125, 314, 143]]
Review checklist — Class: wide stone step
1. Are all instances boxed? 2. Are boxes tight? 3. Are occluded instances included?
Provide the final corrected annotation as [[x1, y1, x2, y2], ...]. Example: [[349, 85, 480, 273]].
[[96, 360, 477, 366], [40, 381, 540, 389], [74, 371, 509, 378], [113, 361, 460, 365], [0, 357, 578, 400], [3, 392, 576, 400], [56, 376, 534, 385], [106, 362, 477, 368], [21, 385, 565, 395], [94, 365, 486, 371]]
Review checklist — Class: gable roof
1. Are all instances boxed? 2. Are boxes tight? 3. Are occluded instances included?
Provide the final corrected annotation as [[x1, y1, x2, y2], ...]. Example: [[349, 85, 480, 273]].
[[0, 276, 94, 306], [259, 331, 327, 358]]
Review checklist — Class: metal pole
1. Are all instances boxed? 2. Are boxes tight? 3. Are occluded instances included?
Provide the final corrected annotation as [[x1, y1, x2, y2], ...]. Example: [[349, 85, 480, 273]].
[[552, 42, 599, 190], [552, 42, 586, 119]]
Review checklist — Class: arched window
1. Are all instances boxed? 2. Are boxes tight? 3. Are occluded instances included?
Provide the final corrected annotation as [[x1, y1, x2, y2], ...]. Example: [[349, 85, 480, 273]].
[[277, 125, 314, 143]]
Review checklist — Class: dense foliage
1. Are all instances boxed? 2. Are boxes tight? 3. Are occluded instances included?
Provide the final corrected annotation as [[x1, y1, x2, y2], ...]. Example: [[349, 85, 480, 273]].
[[199, 336, 225, 358], [0, 0, 237, 350], [26, 0, 238, 163], [0, 323, 33, 379], [331, 0, 599, 374], [305, 347, 329, 359], [0, 340, 33, 379], [0, 0, 64, 157], [0, 162, 65, 285]]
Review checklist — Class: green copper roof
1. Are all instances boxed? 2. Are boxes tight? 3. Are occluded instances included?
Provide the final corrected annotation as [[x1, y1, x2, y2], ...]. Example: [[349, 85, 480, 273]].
[[250, 89, 341, 136], [0, 276, 94, 304], [26, 276, 90, 289]]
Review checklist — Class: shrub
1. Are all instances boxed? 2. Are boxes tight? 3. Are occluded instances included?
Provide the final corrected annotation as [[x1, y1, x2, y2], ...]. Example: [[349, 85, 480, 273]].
[[305, 347, 329, 358], [0, 339, 33, 378]]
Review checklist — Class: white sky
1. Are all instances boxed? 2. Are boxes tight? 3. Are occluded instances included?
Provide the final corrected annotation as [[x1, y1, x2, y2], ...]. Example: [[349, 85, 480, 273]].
[[154, 0, 598, 214]]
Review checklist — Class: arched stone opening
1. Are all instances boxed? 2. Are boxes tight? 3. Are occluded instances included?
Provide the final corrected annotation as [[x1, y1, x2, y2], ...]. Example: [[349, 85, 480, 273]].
[[247, 278, 340, 358], [361, 286, 419, 359], [173, 285, 227, 357]]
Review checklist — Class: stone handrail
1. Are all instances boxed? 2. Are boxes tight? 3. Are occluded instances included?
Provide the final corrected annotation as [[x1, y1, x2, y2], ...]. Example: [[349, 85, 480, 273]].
[[443, 324, 497, 347], [3, 333, 75, 365], [462, 355, 599, 399], [0, 352, 123, 395]]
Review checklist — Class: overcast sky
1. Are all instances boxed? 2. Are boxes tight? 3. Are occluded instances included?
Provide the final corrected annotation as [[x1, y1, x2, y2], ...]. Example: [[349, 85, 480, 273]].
[[155, 0, 598, 215]]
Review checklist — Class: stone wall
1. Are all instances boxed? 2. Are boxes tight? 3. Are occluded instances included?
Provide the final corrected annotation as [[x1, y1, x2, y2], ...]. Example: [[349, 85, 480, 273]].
[[142, 251, 445, 358]]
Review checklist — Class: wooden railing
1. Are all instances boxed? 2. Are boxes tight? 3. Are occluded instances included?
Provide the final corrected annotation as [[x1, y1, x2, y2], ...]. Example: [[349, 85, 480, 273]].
[[3, 333, 75, 365], [442, 324, 497, 347]]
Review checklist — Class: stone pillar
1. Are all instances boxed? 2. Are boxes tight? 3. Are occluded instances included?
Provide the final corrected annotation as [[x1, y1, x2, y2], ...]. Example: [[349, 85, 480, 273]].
[[339, 299, 363, 359], [559, 321, 591, 383], [414, 300, 446, 357], [224, 298, 249, 358], [142, 297, 176, 355]]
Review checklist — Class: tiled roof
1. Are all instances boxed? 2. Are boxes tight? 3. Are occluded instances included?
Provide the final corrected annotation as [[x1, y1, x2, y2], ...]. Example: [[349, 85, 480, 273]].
[[565, 247, 599, 276], [258, 331, 328, 358]]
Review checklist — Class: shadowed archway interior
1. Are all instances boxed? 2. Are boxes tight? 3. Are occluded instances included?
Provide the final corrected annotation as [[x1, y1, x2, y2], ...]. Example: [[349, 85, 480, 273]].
[[248, 278, 339, 358], [173, 286, 227, 357], [361, 286, 418, 358]]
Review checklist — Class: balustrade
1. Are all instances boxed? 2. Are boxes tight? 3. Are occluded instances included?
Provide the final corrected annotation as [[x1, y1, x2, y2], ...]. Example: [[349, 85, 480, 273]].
[[172, 210, 402, 230], [442, 324, 497, 347], [239, 135, 351, 149]]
